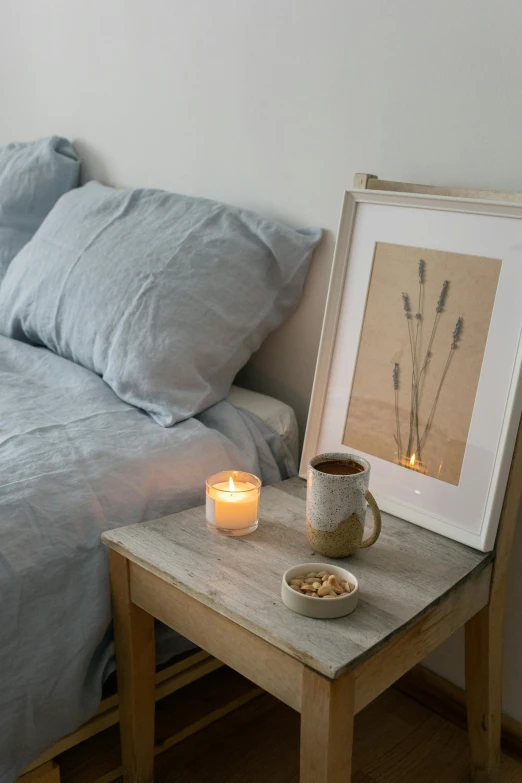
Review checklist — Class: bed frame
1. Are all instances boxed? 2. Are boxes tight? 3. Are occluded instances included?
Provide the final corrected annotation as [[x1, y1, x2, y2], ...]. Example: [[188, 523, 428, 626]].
[[17, 651, 233, 783]]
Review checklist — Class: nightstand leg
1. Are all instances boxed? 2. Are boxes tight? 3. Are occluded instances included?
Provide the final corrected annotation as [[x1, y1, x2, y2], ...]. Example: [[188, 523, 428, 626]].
[[109, 550, 156, 783], [300, 668, 354, 783], [465, 595, 505, 783]]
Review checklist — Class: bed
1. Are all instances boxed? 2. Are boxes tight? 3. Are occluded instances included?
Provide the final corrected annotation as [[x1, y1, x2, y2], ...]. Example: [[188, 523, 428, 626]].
[[0, 137, 319, 782], [1, 335, 298, 781]]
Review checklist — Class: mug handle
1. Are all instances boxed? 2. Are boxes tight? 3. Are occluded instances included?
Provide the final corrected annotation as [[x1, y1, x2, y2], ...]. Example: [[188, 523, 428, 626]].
[[360, 491, 382, 549]]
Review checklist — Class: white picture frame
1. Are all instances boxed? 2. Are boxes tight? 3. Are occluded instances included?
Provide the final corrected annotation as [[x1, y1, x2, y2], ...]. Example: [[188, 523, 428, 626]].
[[301, 189, 522, 551]]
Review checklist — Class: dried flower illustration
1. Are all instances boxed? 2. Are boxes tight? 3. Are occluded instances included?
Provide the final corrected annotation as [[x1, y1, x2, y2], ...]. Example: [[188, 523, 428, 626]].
[[392, 262, 463, 467], [436, 280, 449, 313], [452, 316, 463, 349], [393, 363, 402, 458], [392, 362, 399, 390], [421, 280, 450, 377], [419, 316, 463, 450]]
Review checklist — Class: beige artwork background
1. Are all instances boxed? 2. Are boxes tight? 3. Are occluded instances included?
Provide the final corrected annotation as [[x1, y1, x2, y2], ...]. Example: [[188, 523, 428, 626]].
[[343, 242, 501, 485]]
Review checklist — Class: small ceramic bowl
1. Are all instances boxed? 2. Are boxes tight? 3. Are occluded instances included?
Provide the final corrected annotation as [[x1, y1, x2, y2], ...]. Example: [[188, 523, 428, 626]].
[[281, 562, 359, 619]]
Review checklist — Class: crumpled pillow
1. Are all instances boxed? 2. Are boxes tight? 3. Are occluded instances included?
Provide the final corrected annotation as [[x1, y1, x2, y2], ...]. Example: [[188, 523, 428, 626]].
[[0, 181, 322, 426], [0, 136, 80, 281]]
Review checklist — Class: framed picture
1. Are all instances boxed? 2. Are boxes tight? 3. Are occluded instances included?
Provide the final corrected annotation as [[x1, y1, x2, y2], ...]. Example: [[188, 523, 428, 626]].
[[301, 189, 522, 551]]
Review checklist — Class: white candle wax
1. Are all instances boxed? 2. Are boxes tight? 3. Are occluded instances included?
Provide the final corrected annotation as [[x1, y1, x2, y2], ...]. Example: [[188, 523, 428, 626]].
[[206, 474, 260, 535], [207, 481, 258, 528]]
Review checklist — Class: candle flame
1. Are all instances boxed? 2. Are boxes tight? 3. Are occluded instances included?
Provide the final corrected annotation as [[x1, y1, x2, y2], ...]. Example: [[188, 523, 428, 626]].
[[228, 476, 235, 491], [410, 453, 416, 466]]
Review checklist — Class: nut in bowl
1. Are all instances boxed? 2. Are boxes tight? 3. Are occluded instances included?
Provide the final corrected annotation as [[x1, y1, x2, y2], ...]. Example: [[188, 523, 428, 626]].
[[281, 563, 359, 619]]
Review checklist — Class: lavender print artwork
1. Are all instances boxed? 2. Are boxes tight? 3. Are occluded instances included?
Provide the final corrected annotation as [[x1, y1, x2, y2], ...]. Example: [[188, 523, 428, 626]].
[[393, 261, 463, 473], [343, 242, 501, 485]]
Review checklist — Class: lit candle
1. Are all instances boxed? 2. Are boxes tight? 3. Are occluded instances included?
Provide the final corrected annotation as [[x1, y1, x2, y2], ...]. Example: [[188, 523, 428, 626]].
[[206, 470, 261, 537]]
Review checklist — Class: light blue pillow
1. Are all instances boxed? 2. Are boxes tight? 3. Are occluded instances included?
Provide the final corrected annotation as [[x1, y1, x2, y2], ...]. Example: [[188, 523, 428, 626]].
[[0, 136, 80, 281], [0, 182, 322, 426]]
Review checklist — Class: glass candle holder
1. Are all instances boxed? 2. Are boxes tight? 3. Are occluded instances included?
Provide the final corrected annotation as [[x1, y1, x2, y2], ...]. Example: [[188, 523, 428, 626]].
[[206, 470, 261, 537]]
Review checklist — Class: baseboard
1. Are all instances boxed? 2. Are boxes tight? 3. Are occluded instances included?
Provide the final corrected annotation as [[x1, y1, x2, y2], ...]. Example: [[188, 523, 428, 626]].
[[396, 664, 522, 760]]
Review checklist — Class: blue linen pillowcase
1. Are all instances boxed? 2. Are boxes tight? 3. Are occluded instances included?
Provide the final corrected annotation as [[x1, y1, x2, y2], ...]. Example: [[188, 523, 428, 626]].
[[0, 136, 80, 282], [0, 181, 322, 426]]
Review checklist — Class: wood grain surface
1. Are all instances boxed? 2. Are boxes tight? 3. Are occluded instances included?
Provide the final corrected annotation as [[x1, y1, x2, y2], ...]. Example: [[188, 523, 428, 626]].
[[300, 669, 355, 783], [60, 687, 522, 783], [20, 651, 221, 776], [58, 668, 261, 783], [17, 762, 60, 783], [102, 478, 492, 679]]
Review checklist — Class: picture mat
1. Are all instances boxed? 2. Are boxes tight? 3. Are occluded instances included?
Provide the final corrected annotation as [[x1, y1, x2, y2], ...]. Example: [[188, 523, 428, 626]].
[[343, 242, 501, 486], [312, 200, 522, 550]]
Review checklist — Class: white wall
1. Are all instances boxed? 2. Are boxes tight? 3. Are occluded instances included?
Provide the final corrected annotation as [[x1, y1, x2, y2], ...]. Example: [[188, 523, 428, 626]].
[[1, 0, 521, 719]]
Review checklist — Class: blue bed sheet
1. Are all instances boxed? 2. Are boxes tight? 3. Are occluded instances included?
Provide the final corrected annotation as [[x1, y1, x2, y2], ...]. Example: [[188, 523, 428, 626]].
[[0, 336, 292, 781]]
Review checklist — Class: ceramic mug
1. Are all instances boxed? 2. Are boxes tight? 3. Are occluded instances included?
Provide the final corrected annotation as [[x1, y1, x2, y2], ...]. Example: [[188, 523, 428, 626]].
[[306, 452, 381, 558]]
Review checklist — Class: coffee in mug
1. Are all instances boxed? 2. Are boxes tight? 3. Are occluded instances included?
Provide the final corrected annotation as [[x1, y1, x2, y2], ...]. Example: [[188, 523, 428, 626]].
[[313, 459, 364, 476], [306, 452, 381, 558]]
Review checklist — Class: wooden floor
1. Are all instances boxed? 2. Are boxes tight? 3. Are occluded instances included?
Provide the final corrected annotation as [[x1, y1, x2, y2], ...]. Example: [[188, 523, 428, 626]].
[[71, 686, 522, 783]]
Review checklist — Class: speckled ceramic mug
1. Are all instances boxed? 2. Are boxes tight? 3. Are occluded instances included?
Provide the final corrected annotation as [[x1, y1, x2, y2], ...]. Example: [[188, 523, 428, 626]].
[[306, 452, 381, 558]]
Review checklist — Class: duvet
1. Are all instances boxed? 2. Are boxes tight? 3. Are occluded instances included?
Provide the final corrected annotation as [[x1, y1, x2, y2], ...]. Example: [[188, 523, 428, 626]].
[[0, 336, 291, 781]]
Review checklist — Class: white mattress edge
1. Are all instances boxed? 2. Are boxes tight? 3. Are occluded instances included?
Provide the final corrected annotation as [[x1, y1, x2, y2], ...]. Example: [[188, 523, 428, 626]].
[[227, 385, 299, 466]]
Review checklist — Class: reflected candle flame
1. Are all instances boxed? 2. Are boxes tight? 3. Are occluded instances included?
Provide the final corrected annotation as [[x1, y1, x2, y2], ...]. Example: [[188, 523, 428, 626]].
[[397, 452, 426, 474]]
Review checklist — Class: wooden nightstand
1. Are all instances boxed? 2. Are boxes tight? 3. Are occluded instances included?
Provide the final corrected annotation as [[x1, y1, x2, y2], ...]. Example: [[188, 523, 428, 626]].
[[102, 477, 493, 782]]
